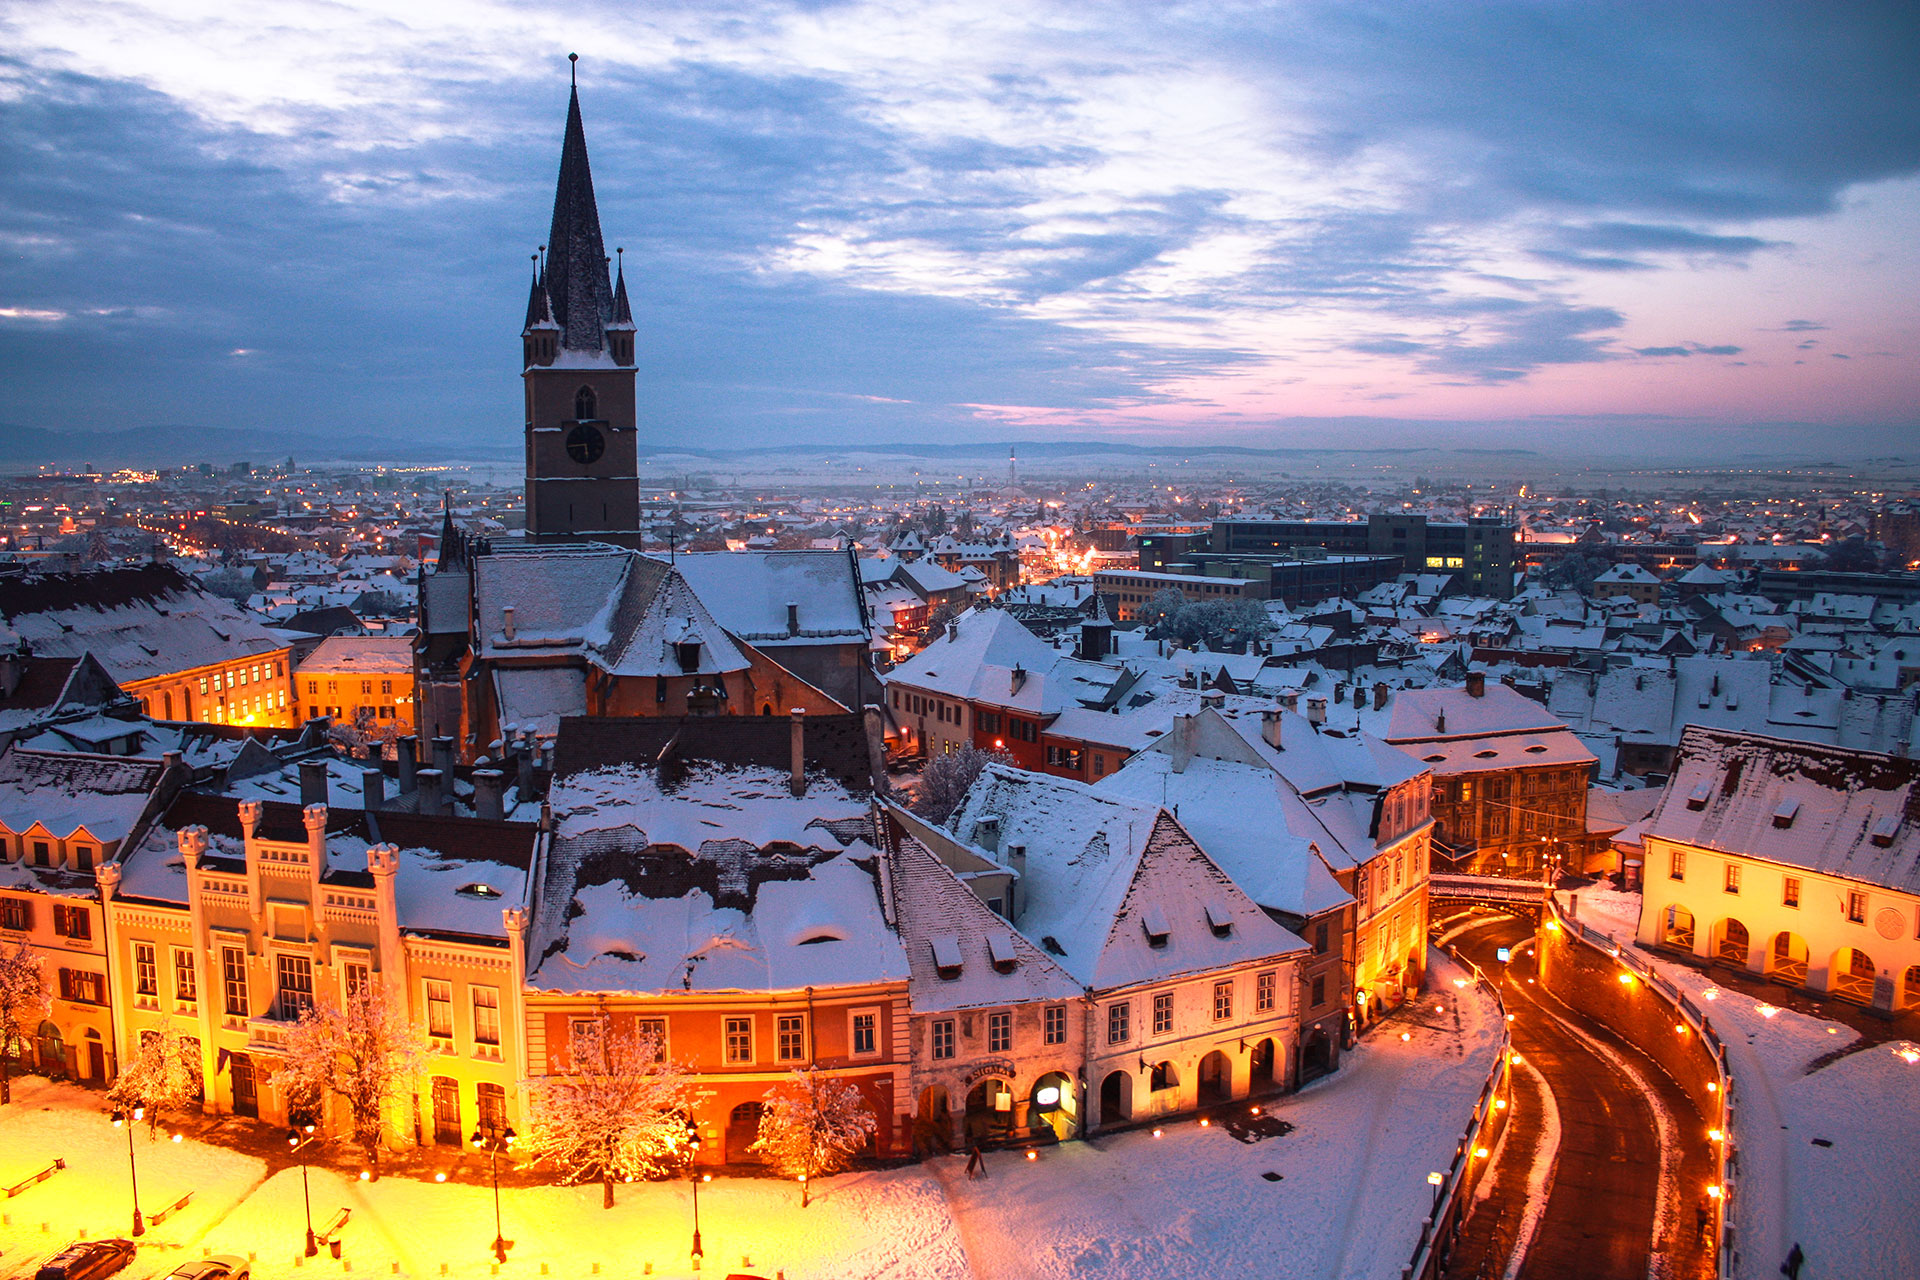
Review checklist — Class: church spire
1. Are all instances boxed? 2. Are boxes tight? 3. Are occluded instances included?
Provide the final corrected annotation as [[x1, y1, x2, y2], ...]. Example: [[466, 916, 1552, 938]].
[[610, 247, 634, 328], [544, 55, 614, 353], [522, 254, 556, 334]]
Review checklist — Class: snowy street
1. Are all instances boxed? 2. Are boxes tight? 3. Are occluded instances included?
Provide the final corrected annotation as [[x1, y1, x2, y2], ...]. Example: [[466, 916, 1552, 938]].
[[1565, 886, 1920, 1280], [0, 953, 1500, 1280]]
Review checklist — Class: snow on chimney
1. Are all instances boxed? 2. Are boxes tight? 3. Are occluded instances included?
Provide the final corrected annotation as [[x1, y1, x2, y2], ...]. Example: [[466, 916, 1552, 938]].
[[417, 767, 445, 816], [1306, 696, 1326, 727], [299, 759, 328, 807], [1171, 712, 1197, 772], [1261, 708, 1283, 750], [789, 707, 807, 796], [473, 769, 505, 821], [503, 606, 516, 641], [787, 601, 800, 636], [1373, 681, 1389, 710], [396, 735, 418, 793], [1465, 671, 1486, 698], [361, 768, 386, 812]]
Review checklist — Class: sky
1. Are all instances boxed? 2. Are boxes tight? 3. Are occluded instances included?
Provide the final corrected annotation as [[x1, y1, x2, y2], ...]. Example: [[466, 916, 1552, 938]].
[[2, 1, 1917, 458]]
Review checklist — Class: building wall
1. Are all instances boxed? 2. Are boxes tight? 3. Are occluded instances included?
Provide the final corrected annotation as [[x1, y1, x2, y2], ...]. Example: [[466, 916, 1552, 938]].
[[523, 360, 641, 546], [1432, 764, 1588, 873], [908, 997, 1087, 1153], [127, 649, 296, 728], [0, 883, 114, 1085], [297, 667, 416, 733], [1085, 957, 1301, 1129], [1635, 835, 1920, 1013]]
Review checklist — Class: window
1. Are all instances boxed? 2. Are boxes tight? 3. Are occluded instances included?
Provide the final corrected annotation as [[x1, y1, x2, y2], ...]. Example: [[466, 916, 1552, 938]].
[[988, 1011, 1012, 1053], [1313, 922, 1329, 955], [776, 1014, 806, 1062], [134, 942, 158, 998], [58, 968, 104, 1004], [0, 897, 29, 932], [851, 1010, 878, 1057], [422, 980, 453, 1040], [221, 946, 248, 1017], [1256, 970, 1277, 1013], [52, 903, 90, 940], [633, 1017, 667, 1061], [173, 949, 197, 1003], [1043, 1005, 1067, 1045], [1311, 974, 1327, 1007], [1107, 1001, 1131, 1045], [725, 1017, 754, 1064], [1670, 849, 1687, 881], [573, 385, 597, 421], [71, 846, 93, 873], [380, 680, 393, 695], [306, 680, 318, 695], [277, 955, 314, 1019], [343, 962, 370, 1001], [1782, 877, 1800, 909], [1723, 864, 1741, 894], [361, 680, 373, 695], [1213, 980, 1233, 1021], [931, 1018, 956, 1060], [568, 1019, 604, 1070], [476, 1082, 507, 1132], [1848, 891, 1868, 924], [472, 987, 501, 1046], [1152, 991, 1174, 1035]]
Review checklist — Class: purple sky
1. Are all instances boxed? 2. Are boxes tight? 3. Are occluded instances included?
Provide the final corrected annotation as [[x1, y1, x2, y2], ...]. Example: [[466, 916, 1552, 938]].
[[2, 1, 1916, 457]]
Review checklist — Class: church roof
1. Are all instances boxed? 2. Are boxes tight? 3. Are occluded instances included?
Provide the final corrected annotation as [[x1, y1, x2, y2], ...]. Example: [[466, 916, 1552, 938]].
[[544, 76, 615, 354]]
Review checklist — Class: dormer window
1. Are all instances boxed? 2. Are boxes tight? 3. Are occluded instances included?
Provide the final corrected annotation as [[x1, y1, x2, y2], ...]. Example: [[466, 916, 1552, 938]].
[[1870, 813, 1901, 848], [930, 934, 963, 979], [1771, 798, 1800, 829], [1141, 903, 1171, 949], [457, 883, 502, 899], [676, 640, 702, 673], [1203, 901, 1233, 938], [986, 932, 1018, 973], [1685, 781, 1712, 811], [574, 386, 597, 421]]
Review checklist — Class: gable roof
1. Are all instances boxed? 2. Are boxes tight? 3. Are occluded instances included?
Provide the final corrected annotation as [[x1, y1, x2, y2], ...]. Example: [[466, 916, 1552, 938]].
[[666, 551, 868, 646]]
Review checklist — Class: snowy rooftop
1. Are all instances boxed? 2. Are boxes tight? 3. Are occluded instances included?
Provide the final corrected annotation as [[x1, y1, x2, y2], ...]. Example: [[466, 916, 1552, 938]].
[[665, 551, 868, 645], [297, 635, 414, 675], [0, 746, 160, 845], [1645, 727, 1920, 892]]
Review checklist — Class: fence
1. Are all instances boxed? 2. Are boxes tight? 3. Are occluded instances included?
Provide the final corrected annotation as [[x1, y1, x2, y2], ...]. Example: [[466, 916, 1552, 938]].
[[1401, 952, 1512, 1280], [1545, 895, 1736, 1280]]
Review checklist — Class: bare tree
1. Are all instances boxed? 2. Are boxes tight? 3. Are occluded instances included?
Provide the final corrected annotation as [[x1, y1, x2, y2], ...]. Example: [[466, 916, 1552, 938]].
[[278, 987, 429, 1172], [521, 1020, 703, 1208], [752, 1069, 878, 1206], [912, 743, 1012, 825], [0, 941, 49, 1105], [107, 1019, 203, 1135]]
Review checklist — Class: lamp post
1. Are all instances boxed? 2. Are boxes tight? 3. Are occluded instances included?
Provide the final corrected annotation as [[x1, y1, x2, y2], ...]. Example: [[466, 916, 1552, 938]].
[[471, 1123, 516, 1263], [288, 1123, 318, 1257], [685, 1118, 705, 1263], [109, 1105, 145, 1237]]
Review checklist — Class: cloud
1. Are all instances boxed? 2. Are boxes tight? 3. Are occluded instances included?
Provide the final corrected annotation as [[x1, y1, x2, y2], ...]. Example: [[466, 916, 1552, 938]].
[[1633, 341, 1745, 357], [1780, 319, 1827, 331]]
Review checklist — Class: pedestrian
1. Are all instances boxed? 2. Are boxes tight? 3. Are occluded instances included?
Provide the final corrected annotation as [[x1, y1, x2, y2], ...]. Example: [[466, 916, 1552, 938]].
[[1780, 1243, 1804, 1279], [965, 1141, 985, 1179], [1695, 1202, 1712, 1243]]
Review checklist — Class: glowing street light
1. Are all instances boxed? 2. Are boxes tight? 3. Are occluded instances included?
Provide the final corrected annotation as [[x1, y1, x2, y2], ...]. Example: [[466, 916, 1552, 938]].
[[108, 1106, 145, 1237], [684, 1118, 706, 1263], [288, 1123, 319, 1257], [471, 1122, 517, 1262]]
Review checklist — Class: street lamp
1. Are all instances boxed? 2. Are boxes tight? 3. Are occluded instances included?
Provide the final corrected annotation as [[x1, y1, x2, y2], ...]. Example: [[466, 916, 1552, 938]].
[[684, 1118, 706, 1263], [109, 1105, 145, 1237], [471, 1123, 516, 1263], [288, 1123, 318, 1257]]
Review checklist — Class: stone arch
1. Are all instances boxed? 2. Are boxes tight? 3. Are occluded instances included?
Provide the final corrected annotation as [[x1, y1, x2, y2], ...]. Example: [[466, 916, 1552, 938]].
[[1197, 1049, 1233, 1106], [1709, 917, 1750, 968], [1828, 947, 1877, 1005], [914, 1085, 952, 1156], [1249, 1038, 1278, 1093], [1029, 1071, 1075, 1140], [1766, 931, 1809, 986], [1903, 964, 1920, 1013], [1099, 1070, 1131, 1127], [726, 1101, 765, 1163], [1661, 903, 1695, 950], [965, 1078, 1014, 1145]]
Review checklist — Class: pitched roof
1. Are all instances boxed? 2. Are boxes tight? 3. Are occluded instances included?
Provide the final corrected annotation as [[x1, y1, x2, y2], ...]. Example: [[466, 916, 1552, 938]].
[[552, 713, 878, 792], [544, 81, 614, 354], [1645, 726, 1920, 893], [298, 635, 413, 675], [665, 550, 868, 646], [0, 746, 161, 845]]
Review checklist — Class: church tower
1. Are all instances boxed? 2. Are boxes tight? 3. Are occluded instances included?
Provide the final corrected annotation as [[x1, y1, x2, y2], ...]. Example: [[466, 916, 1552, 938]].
[[522, 57, 641, 546]]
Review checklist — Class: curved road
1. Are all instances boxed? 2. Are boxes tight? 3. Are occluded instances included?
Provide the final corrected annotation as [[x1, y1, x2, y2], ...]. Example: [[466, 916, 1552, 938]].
[[1441, 911, 1710, 1280]]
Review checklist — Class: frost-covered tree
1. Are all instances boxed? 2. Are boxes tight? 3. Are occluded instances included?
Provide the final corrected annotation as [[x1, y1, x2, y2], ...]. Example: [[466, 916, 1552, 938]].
[[107, 1019, 202, 1134], [0, 941, 49, 1105], [913, 743, 1012, 825], [1139, 588, 1191, 639], [752, 1069, 878, 1207], [278, 987, 429, 1172], [521, 1021, 702, 1208]]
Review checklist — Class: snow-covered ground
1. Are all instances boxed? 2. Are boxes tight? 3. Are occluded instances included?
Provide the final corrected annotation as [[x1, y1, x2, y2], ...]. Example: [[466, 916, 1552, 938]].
[[1561, 885, 1920, 1280], [0, 950, 1500, 1280]]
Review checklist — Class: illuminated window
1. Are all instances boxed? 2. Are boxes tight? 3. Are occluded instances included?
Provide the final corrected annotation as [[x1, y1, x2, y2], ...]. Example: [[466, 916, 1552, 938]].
[[343, 962, 369, 1001], [1848, 891, 1867, 923], [425, 979, 453, 1040], [472, 987, 500, 1046], [222, 946, 248, 1017], [1724, 864, 1741, 894], [725, 1017, 753, 1063], [134, 942, 158, 997], [277, 955, 314, 1019], [1212, 980, 1233, 1021], [1782, 877, 1800, 909], [1670, 849, 1686, 880], [173, 949, 196, 1002], [850, 1010, 877, 1057], [776, 1014, 806, 1061]]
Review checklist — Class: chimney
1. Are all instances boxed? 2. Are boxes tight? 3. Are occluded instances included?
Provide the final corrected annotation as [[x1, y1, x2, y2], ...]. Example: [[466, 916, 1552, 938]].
[[1261, 708, 1283, 750], [1279, 691, 1300, 714], [473, 769, 505, 822], [1306, 696, 1327, 727], [432, 735, 456, 776], [417, 767, 445, 816], [789, 707, 807, 797], [0, 651, 20, 699], [787, 602, 800, 636], [1436, 709, 1447, 734], [1171, 713, 1196, 772], [1334, 682, 1346, 705], [1373, 681, 1389, 711], [162, 749, 183, 774], [1465, 671, 1486, 698], [517, 740, 536, 800], [976, 815, 1001, 853], [299, 759, 328, 806], [1200, 690, 1224, 710], [360, 767, 386, 812], [396, 735, 418, 794], [1006, 843, 1026, 920], [502, 606, 516, 641]]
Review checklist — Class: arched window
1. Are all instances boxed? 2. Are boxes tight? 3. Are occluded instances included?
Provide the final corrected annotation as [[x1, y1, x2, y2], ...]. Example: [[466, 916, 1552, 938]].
[[574, 386, 597, 421]]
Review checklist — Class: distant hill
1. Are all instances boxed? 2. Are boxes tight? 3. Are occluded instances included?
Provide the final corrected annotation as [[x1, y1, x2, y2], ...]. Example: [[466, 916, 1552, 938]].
[[0, 424, 517, 468]]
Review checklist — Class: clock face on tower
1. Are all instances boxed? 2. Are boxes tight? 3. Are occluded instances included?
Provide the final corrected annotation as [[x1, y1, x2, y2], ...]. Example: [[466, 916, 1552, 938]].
[[565, 423, 606, 464]]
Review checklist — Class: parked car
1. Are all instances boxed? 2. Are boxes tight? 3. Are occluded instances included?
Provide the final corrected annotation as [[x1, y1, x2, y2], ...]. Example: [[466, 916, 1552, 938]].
[[165, 1259, 251, 1280], [32, 1239, 136, 1280]]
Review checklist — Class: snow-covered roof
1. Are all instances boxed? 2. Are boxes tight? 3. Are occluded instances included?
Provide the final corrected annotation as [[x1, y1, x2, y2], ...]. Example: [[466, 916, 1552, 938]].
[[494, 666, 588, 739], [297, 635, 414, 675], [0, 746, 160, 845], [890, 834, 1081, 1013], [666, 551, 867, 646], [1645, 727, 1920, 893], [886, 609, 1062, 710]]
